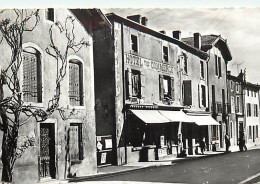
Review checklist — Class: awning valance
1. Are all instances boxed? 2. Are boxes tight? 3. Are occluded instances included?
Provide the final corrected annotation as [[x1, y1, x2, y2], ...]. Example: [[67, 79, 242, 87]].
[[186, 114, 219, 126], [130, 110, 170, 124], [159, 110, 193, 123]]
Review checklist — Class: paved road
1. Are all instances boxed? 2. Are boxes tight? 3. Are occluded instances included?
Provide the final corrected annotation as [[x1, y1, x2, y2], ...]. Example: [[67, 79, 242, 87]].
[[85, 149, 260, 184]]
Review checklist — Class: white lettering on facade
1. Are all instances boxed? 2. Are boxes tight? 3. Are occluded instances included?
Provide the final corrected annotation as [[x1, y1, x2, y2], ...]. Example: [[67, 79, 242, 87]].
[[125, 53, 174, 74]]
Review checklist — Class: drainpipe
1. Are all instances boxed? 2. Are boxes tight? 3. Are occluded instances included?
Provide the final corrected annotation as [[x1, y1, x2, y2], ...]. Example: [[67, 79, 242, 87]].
[[206, 51, 211, 147], [121, 22, 127, 164]]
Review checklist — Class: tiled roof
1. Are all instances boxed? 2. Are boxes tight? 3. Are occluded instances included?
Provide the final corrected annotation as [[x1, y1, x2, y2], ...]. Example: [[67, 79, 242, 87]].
[[182, 35, 219, 47]]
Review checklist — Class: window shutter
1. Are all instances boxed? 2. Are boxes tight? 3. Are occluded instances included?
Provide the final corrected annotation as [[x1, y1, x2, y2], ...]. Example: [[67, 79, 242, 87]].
[[183, 80, 192, 106], [140, 72, 145, 98], [78, 124, 83, 160], [251, 104, 254, 117], [198, 84, 200, 107], [159, 75, 164, 101], [171, 77, 175, 101], [69, 125, 79, 161], [126, 68, 132, 98]]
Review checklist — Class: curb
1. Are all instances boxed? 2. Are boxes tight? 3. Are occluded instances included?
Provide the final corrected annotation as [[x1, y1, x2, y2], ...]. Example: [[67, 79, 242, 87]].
[[68, 151, 227, 183]]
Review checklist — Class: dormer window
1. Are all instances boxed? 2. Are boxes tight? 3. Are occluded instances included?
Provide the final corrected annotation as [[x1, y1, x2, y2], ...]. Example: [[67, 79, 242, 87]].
[[46, 8, 54, 22]]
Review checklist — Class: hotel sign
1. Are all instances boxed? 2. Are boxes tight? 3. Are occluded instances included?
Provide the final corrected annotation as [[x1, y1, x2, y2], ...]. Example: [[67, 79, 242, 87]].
[[125, 53, 174, 74]]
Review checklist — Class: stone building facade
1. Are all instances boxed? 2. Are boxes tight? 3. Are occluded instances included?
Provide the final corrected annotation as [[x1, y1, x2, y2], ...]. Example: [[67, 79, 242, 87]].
[[0, 9, 108, 183], [182, 35, 232, 150], [93, 13, 222, 166]]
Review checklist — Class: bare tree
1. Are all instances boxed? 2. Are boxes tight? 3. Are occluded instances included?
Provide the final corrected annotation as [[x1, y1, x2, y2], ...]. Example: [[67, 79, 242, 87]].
[[0, 9, 88, 183]]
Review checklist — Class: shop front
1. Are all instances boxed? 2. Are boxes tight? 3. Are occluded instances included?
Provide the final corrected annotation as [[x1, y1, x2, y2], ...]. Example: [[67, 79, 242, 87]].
[[125, 106, 192, 163], [183, 113, 220, 153]]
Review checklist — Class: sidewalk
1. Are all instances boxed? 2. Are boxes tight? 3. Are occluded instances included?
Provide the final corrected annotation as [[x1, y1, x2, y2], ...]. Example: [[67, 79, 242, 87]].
[[68, 144, 260, 183]]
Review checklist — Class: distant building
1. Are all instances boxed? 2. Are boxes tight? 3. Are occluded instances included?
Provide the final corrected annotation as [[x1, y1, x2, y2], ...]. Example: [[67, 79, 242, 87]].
[[0, 8, 108, 183], [182, 34, 232, 150], [244, 80, 260, 146], [227, 71, 244, 146]]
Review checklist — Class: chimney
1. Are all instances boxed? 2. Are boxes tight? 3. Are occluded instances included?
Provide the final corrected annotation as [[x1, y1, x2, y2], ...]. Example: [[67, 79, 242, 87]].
[[194, 32, 201, 49], [172, 30, 181, 40], [160, 30, 166, 34], [127, 15, 142, 24], [141, 17, 148, 26]]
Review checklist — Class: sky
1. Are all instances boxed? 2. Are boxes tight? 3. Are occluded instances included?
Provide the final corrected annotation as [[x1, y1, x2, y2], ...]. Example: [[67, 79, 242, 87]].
[[1, 0, 260, 84], [102, 8, 260, 84]]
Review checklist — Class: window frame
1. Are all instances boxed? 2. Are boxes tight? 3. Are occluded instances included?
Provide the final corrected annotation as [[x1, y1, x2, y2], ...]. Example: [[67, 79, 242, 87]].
[[130, 34, 138, 53], [131, 69, 141, 98], [162, 45, 169, 62], [45, 8, 55, 22], [183, 53, 188, 74], [21, 43, 44, 107], [162, 75, 171, 99], [68, 56, 85, 109], [69, 122, 84, 163], [200, 60, 205, 79]]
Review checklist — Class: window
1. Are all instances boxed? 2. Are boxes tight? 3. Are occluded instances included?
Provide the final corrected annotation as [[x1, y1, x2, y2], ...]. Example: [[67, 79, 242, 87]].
[[22, 47, 42, 103], [45, 8, 54, 22], [200, 60, 204, 79], [159, 75, 174, 100], [230, 122, 233, 138], [218, 57, 222, 77], [215, 55, 222, 77], [183, 80, 192, 106], [236, 96, 240, 113], [163, 76, 171, 98], [256, 125, 259, 138], [69, 123, 83, 161], [131, 70, 141, 98], [254, 104, 258, 117], [69, 60, 83, 106], [183, 54, 188, 74], [215, 55, 218, 76], [131, 35, 138, 52], [251, 90, 253, 97], [163, 46, 169, 62], [201, 85, 206, 107], [255, 91, 257, 97], [247, 103, 251, 117], [249, 126, 252, 139], [231, 97, 235, 113], [126, 69, 145, 99], [247, 88, 249, 96], [212, 125, 219, 141], [236, 83, 239, 92]]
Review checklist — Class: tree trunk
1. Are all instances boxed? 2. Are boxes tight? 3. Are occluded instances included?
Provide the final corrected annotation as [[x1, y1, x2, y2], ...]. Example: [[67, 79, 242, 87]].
[[0, 114, 18, 183], [1, 130, 16, 183]]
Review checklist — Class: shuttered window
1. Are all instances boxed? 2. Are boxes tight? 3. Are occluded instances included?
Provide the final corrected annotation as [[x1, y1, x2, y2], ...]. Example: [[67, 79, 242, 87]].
[[22, 48, 42, 103], [69, 60, 83, 106], [159, 75, 174, 101], [69, 123, 83, 161], [183, 80, 192, 106], [201, 85, 206, 107], [126, 69, 143, 99]]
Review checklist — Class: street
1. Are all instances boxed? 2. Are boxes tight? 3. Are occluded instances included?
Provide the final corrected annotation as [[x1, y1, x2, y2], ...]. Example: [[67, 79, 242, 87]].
[[75, 149, 260, 184]]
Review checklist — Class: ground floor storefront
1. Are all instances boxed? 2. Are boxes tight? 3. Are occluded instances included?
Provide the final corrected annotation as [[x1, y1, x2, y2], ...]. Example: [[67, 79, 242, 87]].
[[120, 105, 220, 164]]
